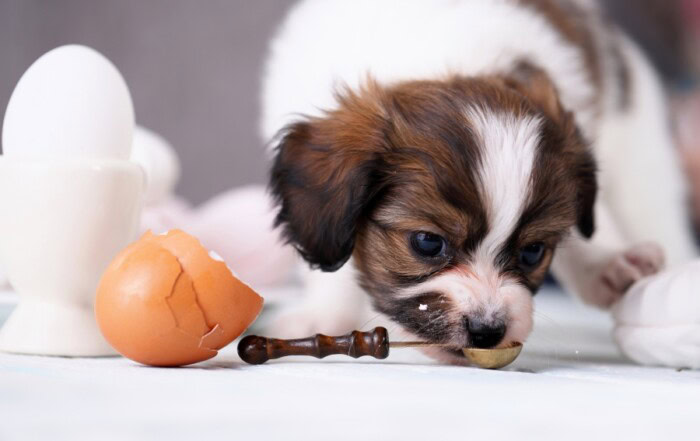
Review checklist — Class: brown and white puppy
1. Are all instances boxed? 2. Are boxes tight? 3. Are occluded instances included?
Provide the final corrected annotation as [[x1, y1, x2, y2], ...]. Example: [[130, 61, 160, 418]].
[[261, 0, 696, 363]]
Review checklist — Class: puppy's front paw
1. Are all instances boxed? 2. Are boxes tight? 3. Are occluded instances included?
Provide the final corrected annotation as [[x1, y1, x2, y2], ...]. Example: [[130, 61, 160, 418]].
[[593, 242, 665, 308]]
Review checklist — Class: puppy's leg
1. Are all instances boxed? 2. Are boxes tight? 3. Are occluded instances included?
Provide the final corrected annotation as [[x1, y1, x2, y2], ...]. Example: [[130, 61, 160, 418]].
[[555, 35, 698, 308], [552, 203, 665, 308], [599, 242, 664, 293], [267, 260, 367, 338], [594, 35, 698, 268]]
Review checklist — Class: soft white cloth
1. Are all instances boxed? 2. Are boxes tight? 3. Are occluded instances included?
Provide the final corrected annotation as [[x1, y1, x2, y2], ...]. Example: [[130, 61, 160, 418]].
[[612, 260, 700, 368], [131, 126, 181, 206], [1, 286, 699, 441]]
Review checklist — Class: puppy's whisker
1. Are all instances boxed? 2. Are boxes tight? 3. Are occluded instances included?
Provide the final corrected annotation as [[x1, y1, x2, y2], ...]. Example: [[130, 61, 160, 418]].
[[386, 323, 403, 336], [400, 311, 451, 343], [358, 312, 385, 330], [532, 310, 567, 327]]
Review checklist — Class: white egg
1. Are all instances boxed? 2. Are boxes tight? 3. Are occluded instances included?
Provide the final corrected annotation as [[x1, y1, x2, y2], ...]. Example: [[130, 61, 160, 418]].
[[2, 45, 134, 160], [130, 126, 181, 205]]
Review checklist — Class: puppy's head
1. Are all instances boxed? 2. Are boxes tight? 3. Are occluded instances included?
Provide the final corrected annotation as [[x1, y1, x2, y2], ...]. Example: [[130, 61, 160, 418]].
[[270, 67, 596, 362]]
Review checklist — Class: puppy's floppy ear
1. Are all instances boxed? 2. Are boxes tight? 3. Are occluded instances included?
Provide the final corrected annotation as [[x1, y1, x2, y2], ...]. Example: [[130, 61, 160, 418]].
[[504, 61, 597, 238], [269, 87, 388, 271]]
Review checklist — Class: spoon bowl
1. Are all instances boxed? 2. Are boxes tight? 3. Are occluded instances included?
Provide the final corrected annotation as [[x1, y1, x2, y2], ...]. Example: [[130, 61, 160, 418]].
[[462, 342, 523, 369]]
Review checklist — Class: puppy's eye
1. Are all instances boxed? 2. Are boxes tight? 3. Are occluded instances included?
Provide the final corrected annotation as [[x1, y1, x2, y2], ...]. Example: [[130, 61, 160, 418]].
[[518, 242, 545, 270], [410, 231, 446, 258]]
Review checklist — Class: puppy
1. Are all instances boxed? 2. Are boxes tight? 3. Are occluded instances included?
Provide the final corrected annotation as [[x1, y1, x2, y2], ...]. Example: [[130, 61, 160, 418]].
[[260, 0, 697, 363]]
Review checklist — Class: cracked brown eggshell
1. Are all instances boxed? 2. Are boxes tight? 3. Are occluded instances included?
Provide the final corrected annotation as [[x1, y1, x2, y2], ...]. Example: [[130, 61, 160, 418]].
[[95, 230, 264, 366]]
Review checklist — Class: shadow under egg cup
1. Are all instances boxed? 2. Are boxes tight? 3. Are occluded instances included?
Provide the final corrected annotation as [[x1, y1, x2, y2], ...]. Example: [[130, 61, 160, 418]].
[[0, 157, 143, 356]]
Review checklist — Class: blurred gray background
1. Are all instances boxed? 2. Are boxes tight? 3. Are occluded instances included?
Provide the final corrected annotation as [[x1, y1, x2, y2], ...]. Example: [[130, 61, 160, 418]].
[[0, 0, 294, 204], [0, 0, 687, 204]]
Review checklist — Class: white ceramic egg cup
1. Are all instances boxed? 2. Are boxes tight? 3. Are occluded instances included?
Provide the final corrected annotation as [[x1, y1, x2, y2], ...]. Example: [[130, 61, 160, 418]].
[[0, 157, 143, 356]]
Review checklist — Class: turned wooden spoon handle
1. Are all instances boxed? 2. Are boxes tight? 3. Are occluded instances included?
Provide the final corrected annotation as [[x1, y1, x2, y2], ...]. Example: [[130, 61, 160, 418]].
[[237, 327, 390, 364]]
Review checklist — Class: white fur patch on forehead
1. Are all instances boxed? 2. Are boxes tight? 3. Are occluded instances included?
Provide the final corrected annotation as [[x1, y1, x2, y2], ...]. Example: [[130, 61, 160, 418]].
[[466, 106, 542, 258]]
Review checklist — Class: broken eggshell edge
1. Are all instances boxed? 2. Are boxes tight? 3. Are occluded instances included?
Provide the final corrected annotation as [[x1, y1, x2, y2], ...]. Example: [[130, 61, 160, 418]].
[[95, 229, 264, 367]]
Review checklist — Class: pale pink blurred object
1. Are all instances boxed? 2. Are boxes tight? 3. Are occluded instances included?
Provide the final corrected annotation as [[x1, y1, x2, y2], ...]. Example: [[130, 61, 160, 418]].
[[674, 94, 700, 225], [132, 126, 296, 289], [140, 196, 193, 234], [187, 186, 297, 288], [140, 186, 296, 289]]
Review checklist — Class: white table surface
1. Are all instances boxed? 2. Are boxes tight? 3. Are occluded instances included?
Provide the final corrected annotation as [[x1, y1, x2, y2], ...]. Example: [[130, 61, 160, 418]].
[[1, 286, 698, 441]]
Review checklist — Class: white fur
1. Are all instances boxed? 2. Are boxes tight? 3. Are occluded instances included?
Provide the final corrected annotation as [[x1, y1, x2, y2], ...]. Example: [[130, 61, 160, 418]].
[[261, 0, 597, 143], [268, 258, 369, 338], [262, 0, 698, 347], [552, 33, 698, 308], [467, 108, 541, 258]]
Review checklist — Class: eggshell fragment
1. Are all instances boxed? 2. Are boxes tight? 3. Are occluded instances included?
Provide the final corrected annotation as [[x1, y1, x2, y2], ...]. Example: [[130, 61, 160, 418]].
[[95, 230, 263, 366]]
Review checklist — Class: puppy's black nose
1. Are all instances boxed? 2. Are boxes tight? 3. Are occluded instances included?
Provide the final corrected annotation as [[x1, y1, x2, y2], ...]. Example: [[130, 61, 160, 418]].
[[467, 319, 506, 349]]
